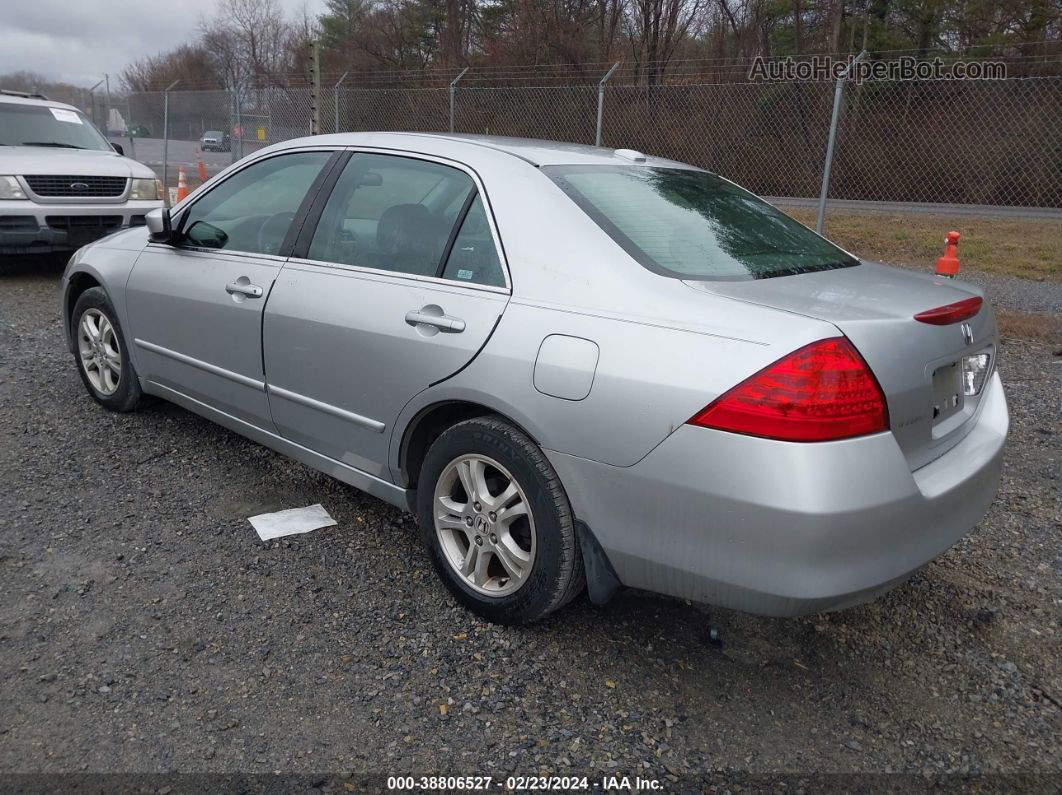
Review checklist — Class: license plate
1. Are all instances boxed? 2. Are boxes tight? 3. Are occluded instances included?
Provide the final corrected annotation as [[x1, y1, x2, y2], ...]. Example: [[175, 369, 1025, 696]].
[[931, 362, 964, 423]]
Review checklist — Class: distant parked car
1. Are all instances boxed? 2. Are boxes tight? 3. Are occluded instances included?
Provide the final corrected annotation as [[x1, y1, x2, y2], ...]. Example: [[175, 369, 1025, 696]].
[[200, 130, 230, 152], [59, 133, 1007, 625], [0, 89, 163, 257], [128, 125, 151, 138]]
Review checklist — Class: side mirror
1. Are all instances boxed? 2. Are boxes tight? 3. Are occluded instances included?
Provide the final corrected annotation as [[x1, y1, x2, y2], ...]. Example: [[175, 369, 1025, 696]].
[[111, 142, 124, 155], [145, 207, 173, 244], [184, 220, 228, 249]]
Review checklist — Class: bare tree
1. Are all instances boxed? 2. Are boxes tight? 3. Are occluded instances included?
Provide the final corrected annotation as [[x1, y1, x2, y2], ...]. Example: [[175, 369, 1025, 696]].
[[626, 0, 707, 86]]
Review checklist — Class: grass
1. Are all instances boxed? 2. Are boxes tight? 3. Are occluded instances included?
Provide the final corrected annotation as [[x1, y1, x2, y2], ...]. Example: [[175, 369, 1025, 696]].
[[996, 310, 1062, 346], [783, 209, 1062, 282]]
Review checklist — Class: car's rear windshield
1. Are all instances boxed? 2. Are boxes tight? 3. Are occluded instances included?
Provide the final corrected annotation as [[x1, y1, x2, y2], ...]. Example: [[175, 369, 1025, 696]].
[[0, 102, 111, 151], [543, 165, 858, 280]]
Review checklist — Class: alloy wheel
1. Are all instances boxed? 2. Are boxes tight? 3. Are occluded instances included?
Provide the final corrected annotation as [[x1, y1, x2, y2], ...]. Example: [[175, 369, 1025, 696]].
[[77, 308, 122, 396], [433, 453, 536, 597]]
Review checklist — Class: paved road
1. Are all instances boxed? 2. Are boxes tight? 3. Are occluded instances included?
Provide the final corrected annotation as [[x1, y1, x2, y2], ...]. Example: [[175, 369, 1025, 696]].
[[0, 261, 1059, 786], [115, 137, 270, 181]]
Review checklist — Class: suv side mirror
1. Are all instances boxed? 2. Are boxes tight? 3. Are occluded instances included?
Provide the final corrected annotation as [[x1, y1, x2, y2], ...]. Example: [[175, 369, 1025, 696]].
[[145, 207, 173, 244], [111, 142, 124, 155]]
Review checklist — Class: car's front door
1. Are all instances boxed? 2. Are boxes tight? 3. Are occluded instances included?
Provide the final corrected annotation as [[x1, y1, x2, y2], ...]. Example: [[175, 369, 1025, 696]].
[[263, 152, 510, 478], [126, 149, 335, 430]]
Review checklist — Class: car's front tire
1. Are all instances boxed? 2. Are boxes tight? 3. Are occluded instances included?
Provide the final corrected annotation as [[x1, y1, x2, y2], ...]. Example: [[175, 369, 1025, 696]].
[[417, 416, 585, 624], [71, 287, 143, 412]]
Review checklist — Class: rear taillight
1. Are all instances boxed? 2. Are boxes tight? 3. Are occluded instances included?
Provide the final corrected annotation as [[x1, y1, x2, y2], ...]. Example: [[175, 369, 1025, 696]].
[[688, 337, 888, 442], [913, 296, 982, 325]]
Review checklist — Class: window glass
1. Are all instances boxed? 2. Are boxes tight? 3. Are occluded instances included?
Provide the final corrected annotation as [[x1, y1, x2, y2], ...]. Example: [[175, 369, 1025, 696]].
[[308, 154, 474, 277], [544, 165, 858, 280], [0, 102, 111, 151], [441, 195, 505, 287], [180, 151, 330, 255]]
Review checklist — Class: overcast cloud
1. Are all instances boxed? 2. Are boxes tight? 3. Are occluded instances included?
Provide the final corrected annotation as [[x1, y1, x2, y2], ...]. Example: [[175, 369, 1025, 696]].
[[0, 0, 324, 87]]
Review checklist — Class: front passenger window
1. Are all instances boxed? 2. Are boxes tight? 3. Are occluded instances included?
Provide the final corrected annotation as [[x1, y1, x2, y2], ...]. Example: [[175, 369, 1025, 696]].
[[179, 151, 330, 256]]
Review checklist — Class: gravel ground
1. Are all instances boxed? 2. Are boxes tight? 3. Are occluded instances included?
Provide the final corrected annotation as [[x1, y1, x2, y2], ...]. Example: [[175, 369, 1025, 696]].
[[901, 265, 1062, 317], [0, 260, 1059, 790]]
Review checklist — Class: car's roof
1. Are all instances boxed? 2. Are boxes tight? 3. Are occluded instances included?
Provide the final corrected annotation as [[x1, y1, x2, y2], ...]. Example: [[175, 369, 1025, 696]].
[[278, 131, 698, 170], [0, 92, 80, 112]]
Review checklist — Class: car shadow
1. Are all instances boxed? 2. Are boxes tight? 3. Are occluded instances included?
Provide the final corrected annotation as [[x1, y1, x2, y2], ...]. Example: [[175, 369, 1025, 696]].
[[1, 253, 69, 276]]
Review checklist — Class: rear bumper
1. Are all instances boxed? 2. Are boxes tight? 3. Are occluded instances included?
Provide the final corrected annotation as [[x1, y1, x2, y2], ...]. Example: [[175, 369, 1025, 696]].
[[0, 200, 162, 255], [547, 372, 1008, 617]]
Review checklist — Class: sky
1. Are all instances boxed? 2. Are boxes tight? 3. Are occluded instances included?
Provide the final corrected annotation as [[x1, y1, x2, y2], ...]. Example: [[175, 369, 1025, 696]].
[[0, 0, 325, 88]]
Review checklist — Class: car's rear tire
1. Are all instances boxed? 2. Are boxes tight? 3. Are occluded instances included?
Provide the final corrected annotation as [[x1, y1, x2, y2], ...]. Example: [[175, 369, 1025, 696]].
[[71, 287, 143, 413], [416, 416, 585, 624]]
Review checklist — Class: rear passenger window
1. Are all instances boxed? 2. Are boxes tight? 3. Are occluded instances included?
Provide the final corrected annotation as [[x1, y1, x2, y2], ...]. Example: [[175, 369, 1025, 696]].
[[308, 154, 474, 277], [441, 195, 505, 287]]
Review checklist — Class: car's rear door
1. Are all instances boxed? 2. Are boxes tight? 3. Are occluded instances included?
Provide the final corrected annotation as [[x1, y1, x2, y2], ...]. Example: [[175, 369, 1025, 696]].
[[263, 151, 509, 478], [126, 149, 337, 430]]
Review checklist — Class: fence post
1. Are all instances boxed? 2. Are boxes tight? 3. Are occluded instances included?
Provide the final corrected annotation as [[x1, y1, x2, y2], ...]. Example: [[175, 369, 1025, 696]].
[[816, 50, 867, 234], [88, 79, 103, 130], [334, 71, 349, 133], [125, 97, 136, 159], [233, 87, 243, 164], [310, 40, 321, 135], [449, 67, 469, 133], [596, 63, 620, 147], [162, 80, 179, 205], [104, 73, 112, 132]]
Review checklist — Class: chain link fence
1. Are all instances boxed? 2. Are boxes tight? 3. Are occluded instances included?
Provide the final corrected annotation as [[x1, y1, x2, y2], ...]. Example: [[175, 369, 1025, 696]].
[[122, 75, 1061, 210]]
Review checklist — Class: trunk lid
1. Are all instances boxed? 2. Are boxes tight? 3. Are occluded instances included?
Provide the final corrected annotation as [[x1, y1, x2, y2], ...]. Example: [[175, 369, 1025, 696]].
[[685, 262, 998, 470]]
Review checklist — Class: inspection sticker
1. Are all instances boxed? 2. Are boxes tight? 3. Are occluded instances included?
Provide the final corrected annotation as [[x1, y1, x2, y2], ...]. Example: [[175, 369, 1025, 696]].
[[50, 108, 83, 124]]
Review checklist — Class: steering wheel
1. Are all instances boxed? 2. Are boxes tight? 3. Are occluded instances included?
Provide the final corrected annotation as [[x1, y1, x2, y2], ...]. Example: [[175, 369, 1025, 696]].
[[257, 211, 297, 256]]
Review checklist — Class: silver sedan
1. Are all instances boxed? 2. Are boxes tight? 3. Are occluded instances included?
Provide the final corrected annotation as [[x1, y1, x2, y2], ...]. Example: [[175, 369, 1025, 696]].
[[60, 133, 1008, 624]]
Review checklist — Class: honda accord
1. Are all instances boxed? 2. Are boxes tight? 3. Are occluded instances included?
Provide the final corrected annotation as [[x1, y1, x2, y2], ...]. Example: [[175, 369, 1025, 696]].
[[60, 133, 1008, 624]]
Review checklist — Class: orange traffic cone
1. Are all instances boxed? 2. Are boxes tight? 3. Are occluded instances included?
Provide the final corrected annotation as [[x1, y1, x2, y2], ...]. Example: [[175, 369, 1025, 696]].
[[935, 230, 961, 278], [175, 165, 189, 202], [197, 158, 208, 183]]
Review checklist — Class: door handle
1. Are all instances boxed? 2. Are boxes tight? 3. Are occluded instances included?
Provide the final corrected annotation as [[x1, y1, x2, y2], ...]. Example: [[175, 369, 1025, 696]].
[[405, 308, 466, 333], [225, 280, 263, 299]]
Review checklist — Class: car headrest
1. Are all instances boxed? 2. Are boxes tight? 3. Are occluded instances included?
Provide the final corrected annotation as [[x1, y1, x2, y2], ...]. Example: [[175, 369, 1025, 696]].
[[377, 203, 433, 258]]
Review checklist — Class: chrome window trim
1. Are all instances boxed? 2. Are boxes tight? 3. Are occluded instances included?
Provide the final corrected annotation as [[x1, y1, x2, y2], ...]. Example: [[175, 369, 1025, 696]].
[[283, 256, 510, 297], [295, 145, 512, 293], [143, 242, 288, 264]]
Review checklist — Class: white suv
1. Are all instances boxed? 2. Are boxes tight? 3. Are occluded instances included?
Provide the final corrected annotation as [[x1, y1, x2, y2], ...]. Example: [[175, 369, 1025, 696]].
[[0, 90, 164, 257]]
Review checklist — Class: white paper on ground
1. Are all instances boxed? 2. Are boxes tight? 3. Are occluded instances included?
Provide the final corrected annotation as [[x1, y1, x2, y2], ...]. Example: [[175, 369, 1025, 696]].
[[248, 503, 337, 541]]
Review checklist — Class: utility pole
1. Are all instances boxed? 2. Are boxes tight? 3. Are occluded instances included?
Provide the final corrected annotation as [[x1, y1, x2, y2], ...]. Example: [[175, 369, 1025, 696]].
[[310, 40, 321, 135]]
